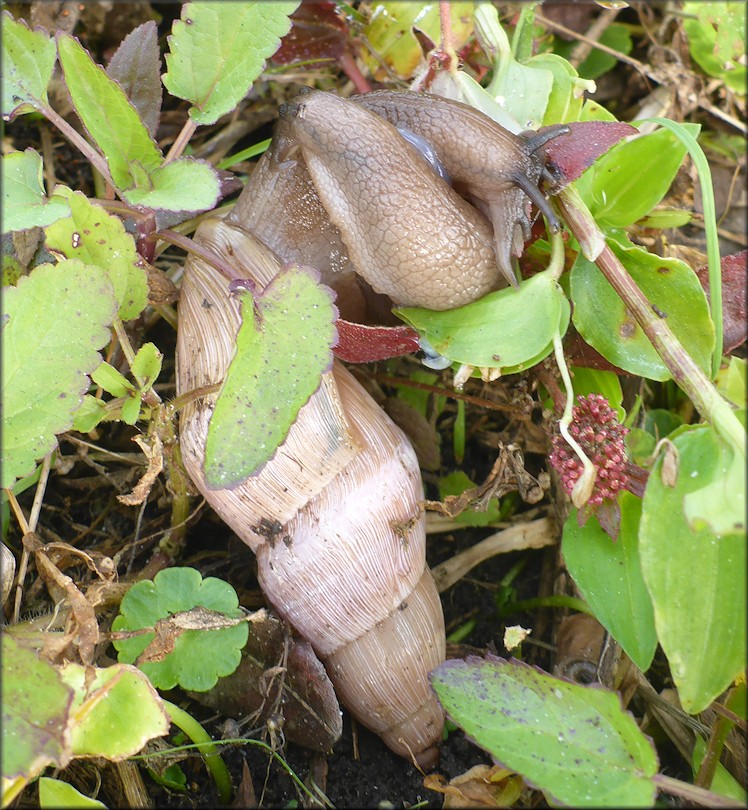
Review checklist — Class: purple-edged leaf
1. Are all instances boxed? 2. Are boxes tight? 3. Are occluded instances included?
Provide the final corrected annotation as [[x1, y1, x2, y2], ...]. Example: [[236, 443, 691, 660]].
[[431, 656, 658, 807], [2, 11, 56, 120], [543, 121, 637, 190], [204, 266, 338, 488], [695, 250, 747, 352], [334, 319, 420, 363], [106, 21, 162, 139]]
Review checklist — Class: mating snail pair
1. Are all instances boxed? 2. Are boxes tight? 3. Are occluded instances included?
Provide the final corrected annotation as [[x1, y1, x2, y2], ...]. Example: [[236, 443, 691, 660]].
[[176, 89, 566, 766]]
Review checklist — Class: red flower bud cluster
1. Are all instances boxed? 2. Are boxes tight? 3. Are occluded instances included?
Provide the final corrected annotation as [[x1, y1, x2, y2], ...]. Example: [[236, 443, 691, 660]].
[[550, 394, 630, 506]]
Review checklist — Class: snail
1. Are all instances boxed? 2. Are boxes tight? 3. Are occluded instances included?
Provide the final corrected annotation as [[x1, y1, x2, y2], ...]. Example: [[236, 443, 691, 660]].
[[176, 90, 563, 765]]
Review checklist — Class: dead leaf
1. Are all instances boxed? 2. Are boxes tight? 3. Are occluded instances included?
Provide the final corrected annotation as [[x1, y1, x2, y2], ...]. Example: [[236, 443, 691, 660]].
[[424, 765, 525, 807], [118, 434, 163, 506]]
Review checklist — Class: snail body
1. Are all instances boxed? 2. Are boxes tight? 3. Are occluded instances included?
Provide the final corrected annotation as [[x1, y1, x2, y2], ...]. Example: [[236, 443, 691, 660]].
[[178, 90, 563, 764]]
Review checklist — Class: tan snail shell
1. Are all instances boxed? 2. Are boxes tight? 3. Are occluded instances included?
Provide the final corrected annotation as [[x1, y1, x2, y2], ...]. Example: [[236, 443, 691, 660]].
[[177, 90, 563, 764]]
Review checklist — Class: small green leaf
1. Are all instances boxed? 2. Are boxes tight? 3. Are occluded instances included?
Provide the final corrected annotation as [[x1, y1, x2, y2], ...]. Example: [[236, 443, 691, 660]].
[[91, 361, 135, 398], [716, 356, 746, 409], [571, 239, 714, 380], [562, 492, 657, 672], [431, 656, 658, 807], [59, 663, 170, 759], [1, 11, 57, 119], [120, 391, 143, 425], [72, 395, 107, 434], [526, 52, 593, 124], [2, 150, 71, 233], [1, 260, 118, 489], [682, 2, 746, 95], [131, 342, 162, 390], [577, 23, 633, 80], [640, 424, 746, 713], [112, 567, 248, 692], [44, 186, 147, 321], [204, 266, 337, 488], [2, 635, 74, 786], [163, 1, 300, 126], [396, 271, 569, 371], [582, 125, 699, 228], [39, 778, 107, 809], [56, 33, 162, 191], [121, 158, 220, 213]]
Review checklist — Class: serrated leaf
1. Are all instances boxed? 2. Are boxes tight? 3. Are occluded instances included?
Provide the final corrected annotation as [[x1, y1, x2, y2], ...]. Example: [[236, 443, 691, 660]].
[[91, 361, 134, 398], [431, 656, 658, 807], [112, 567, 248, 692], [106, 20, 162, 138], [1, 11, 57, 120], [44, 187, 147, 321], [121, 157, 220, 213], [162, 1, 300, 126], [571, 239, 714, 380], [396, 271, 568, 371], [2, 634, 74, 785], [204, 266, 337, 488], [640, 424, 746, 713], [39, 778, 107, 809], [2, 150, 71, 233], [1, 260, 118, 489], [59, 662, 169, 759], [562, 492, 657, 672], [56, 33, 162, 191]]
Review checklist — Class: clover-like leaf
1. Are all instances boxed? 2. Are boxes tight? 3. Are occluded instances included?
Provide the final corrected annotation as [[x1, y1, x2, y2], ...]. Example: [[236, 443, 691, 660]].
[[2, 11, 56, 120], [112, 567, 248, 692], [2, 150, 71, 233], [204, 265, 338, 488], [44, 186, 147, 321], [1, 260, 118, 489], [431, 656, 658, 807], [162, 1, 300, 126], [59, 662, 170, 759]]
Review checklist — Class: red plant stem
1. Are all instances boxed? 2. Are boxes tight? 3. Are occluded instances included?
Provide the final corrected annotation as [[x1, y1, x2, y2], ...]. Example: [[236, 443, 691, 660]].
[[653, 773, 739, 808], [339, 50, 372, 94]]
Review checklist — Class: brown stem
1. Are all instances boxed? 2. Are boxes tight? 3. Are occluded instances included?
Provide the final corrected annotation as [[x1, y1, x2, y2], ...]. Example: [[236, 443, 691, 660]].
[[156, 228, 243, 282], [653, 773, 740, 808], [164, 118, 198, 164]]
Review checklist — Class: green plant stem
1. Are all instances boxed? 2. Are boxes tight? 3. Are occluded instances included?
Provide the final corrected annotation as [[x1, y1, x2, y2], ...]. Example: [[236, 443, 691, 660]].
[[37, 102, 115, 189], [558, 189, 744, 457], [653, 773, 739, 808], [500, 594, 592, 617], [162, 700, 232, 805]]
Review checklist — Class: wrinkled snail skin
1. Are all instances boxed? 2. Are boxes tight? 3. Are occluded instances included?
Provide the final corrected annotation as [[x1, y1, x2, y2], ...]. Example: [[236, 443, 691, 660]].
[[176, 218, 446, 767], [275, 91, 501, 310]]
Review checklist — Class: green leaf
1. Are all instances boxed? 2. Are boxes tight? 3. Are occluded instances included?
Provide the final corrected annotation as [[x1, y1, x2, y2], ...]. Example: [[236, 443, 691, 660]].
[[571, 239, 714, 380], [105, 20, 162, 138], [121, 158, 220, 213], [562, 492, 657, 672], [2, 150, 71, 233], [131, 342, 162, 391], [72, 395, 107, 434], [120, 391, 142, 425], [640, 424, 746, 713], [204, 266, 337, 488], [1, 260, 118, 489], [162, 1, 300, 126], [1, 11, 57, 119], [396, 271, 569, 372], [44, 187, 147, 321], [577, 23, 633, 80], [682, 2, 746, 95], [59, 662, 170, 759], [431, 656, 658, 807], [1, 635, 74, 786], [525, 52, 594, 124], [716, 356, 746, 409], [569, 366, 624, 420], [56, 33, 162, 191], [692, 738, 747, 804], [91, 361, 135, 398], [112, 567, 248, 692], [582, 125, 699, 228], [39, 778, 107, 809]]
